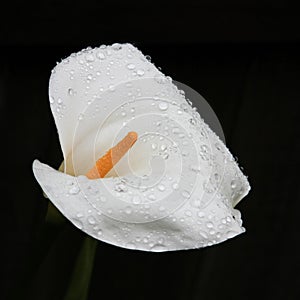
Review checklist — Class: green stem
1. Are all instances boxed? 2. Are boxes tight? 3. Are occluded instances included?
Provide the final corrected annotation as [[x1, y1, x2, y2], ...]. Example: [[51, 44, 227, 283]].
[[63, 236, 98, 300]]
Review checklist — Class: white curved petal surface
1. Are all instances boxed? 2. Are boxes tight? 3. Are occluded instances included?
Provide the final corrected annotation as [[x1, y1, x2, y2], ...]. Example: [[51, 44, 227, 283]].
[[33, 159, 248, 252], [34, 43, 251, 252], [49, 43, 174, 173]]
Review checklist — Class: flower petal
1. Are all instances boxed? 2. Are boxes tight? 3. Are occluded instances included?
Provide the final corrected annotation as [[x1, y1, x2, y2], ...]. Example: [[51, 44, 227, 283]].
[[49, 43, 174, 174], [33, 159, 249, 252], [34, 43, 251, 251]]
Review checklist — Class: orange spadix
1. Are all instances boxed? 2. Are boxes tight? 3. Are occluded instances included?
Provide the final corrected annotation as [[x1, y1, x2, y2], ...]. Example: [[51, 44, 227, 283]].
[[86, 131, 138, 179]]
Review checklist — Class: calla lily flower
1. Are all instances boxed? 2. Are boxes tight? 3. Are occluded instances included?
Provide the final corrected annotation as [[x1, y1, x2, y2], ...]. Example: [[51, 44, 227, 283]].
[[33, 43, 250, 252]]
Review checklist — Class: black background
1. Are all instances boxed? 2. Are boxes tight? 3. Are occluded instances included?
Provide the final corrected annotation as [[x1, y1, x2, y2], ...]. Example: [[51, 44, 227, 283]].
[[1, 1, 300, 299]]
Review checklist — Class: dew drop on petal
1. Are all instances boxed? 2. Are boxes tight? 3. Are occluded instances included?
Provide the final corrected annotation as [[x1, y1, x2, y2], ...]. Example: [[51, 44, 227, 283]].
[[150, 244, 166, 252], [206, 222, 214, 228], [158, 101, 169, 111], [125, 206, 132, 214], [73, 219, 83, 229], [68, 88, 75, 96], [231, 180, 237, 189], [198, 211, 205, 218], [132, 196, 141, 204], [127, 63, 136, 70], [108, 84, 115, 92], [137, 69, 145, 76], [96, 51, 106, 60], [85, 53, 95, 62], [151, 143, 157, 150], [182, 190, 191, 198], [172, 183, 179, 190], [226, 230, 238, 239], [69, 185, 80, 195], [87, 216, 96, 225], [112, 43, 122, 50], [157, 184, 165, 192], [126, 242, 136, 249]]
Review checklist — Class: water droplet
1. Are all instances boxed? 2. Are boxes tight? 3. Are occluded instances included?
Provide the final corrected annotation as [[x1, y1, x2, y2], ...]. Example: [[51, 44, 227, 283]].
[[206, 222, 214, 228], [159, 206, 165, 211], [132, 196, 141, 204], [226, 230, 238, 239], [69, 185, 80, 195], [231, 180, 237, 189], [189, 118, 196, 125], [203, 180, 216, 193], [148, 194, 156, 201], [137, 69, 145, 76], [154, 74, 167, 84], [214, 173, 221, 182], [68, 88, 75, 96], [158, 101, 169, 111], [200, 145, 209, 153], [150, 244, 166, 252], [126, 242, 136, 249], [127, 63, 136, 70], [172, 183, 179, 190], [115, 183, 127, 192], [162, 153, 169, 160], [73, 219, 83, 229], [112, 43, 122, 50], [151, 143, 157, 150], [209, 229, 216, 235], [180, 103, 189, 112], [100, 196, 106, 202], [199, 231, 208, 239], [85, 53, 95, 62], [88, 216, 96, 225], [157, 184, 165, 192], [108, 84, 115, 92], [125, 206, 132, 214], [96, 51, 106, 60], [172, 127, 180, 134], [185, 210, 192, 217], [182, 190, 191, 198], [190, 165, 201, 173], [160, 144, 167, 151], [198, 211, 205, 218]]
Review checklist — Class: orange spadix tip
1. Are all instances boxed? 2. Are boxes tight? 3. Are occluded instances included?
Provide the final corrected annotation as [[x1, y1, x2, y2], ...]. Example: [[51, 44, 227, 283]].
[[86, 131, 138, 179]]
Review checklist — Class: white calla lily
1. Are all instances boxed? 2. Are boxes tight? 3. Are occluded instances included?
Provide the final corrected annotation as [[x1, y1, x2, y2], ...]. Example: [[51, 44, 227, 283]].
[[33, 43, 250, 252]]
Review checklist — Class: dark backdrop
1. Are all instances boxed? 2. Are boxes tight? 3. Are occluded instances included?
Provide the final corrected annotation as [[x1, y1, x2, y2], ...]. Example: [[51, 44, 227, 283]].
[[1, 1, 300, 299]]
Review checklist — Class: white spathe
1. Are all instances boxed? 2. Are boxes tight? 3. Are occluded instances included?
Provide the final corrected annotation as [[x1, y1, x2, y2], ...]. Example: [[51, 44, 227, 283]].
[[33, 43, 250, 252]]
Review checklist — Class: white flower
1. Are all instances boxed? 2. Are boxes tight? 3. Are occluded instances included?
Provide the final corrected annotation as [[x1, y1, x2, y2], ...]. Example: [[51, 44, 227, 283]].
[[33, 43, 250, 252]]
